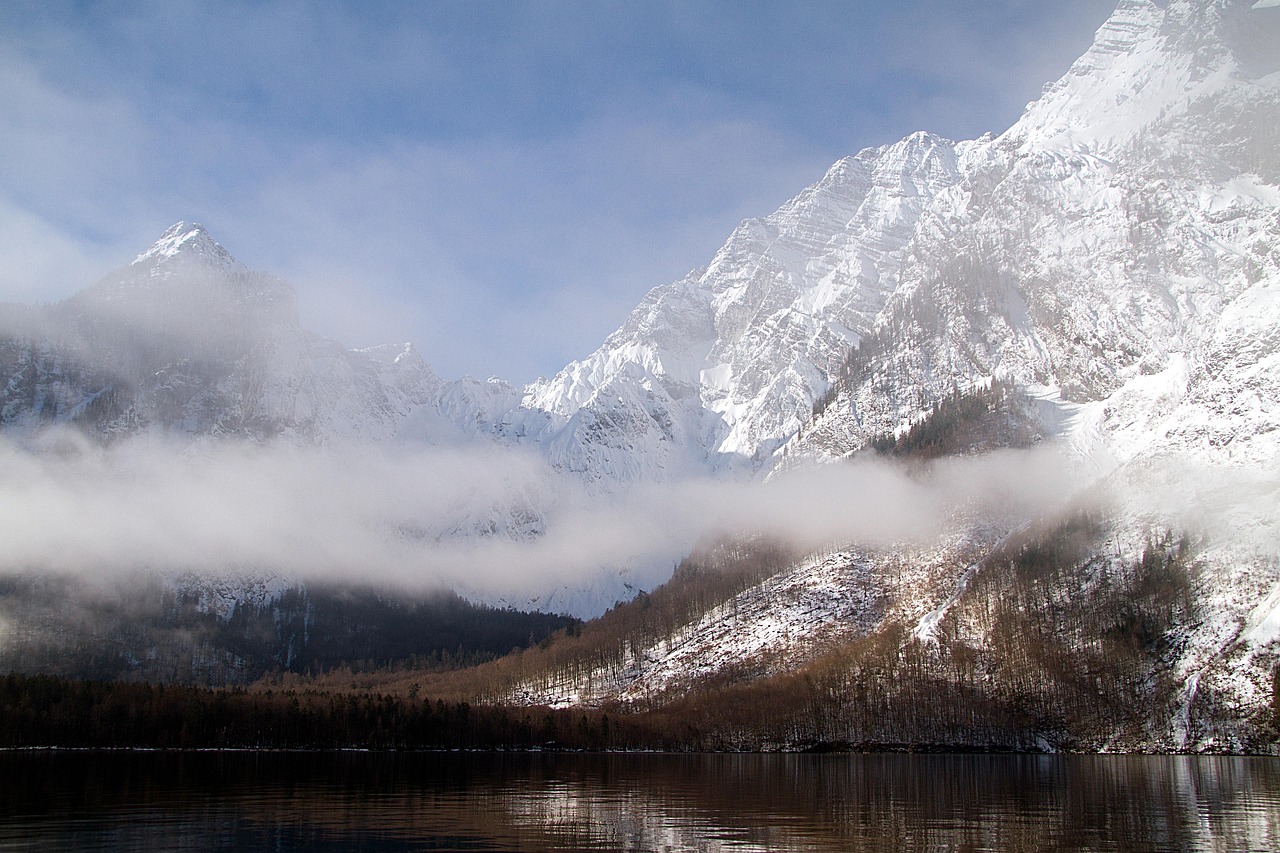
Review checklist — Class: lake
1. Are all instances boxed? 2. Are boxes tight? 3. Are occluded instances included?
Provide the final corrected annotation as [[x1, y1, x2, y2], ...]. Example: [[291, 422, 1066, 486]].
[[1, 751, 1277, 851]]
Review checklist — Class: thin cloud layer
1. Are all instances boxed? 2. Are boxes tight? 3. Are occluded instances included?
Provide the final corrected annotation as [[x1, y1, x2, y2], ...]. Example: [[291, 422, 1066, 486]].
[[0, 429, 1087, 606], [5, 425, 1274, 616]]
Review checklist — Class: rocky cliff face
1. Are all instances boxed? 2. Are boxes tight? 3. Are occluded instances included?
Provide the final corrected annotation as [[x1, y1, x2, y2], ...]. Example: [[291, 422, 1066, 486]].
[[493, 0, 1279, 493]]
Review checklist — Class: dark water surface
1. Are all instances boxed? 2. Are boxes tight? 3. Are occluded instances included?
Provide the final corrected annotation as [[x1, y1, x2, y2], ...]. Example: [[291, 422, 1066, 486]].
[[1, 751, 1277, 851]]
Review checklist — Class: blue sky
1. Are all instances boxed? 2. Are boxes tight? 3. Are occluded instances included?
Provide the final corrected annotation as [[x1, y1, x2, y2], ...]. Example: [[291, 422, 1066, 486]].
[[0, 0, 1117, 382]]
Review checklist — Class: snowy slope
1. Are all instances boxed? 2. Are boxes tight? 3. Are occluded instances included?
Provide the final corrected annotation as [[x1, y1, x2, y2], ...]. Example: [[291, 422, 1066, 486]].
[[510, 542, 959, 708]]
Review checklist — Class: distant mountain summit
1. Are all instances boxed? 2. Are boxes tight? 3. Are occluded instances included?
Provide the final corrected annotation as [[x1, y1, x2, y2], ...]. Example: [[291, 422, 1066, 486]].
[[0, 221, 438, 442], [1011, 0, 1280, 156], [131, 221, 241, 272]]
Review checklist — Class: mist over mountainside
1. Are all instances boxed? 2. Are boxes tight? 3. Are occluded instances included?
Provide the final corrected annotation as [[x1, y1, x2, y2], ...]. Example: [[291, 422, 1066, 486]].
[[1, 0, 1279, 749], [0, 222, 441, 442]]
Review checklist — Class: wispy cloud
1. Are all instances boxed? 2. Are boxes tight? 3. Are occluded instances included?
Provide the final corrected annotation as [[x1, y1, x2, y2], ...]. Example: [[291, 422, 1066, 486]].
[[0, 429, 1088, 609], [5, 420, 1274, 617]]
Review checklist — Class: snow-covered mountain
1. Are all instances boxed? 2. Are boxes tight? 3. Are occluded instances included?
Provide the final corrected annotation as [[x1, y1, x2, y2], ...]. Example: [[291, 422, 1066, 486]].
[[489, 0, 1280, 750], [429, 0, 1274, 500], [0, 221, 440, 443], [509, 0, 1278, 488], [3, 2, 1274, 515]]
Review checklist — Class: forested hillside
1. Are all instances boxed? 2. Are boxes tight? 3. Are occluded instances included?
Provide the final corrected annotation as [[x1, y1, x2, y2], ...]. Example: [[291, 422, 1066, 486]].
[[0, 575, 575, 685]]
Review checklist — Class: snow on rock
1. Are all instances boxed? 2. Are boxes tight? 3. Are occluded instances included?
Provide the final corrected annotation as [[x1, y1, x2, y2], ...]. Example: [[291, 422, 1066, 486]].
[[613, 551, 885, 701], [510, 550, 889, 708], [131, 221, 242, 272], [166, 570, 295, 621]]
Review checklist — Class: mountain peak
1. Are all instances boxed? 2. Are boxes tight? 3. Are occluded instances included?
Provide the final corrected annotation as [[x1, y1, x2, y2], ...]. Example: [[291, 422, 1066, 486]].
[[132, 221, 241, 271]]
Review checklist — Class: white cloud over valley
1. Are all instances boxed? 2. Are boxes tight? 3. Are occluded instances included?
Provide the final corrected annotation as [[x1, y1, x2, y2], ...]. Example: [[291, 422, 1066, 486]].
[[0, 429, 1092, 611]]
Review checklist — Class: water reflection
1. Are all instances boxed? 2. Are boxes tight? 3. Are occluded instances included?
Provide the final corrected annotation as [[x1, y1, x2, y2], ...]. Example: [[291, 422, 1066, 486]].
[[1, 752, 1277, 851]]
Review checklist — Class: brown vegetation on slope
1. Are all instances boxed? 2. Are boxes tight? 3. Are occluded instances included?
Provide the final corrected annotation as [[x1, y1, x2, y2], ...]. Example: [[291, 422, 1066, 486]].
[[292, 538, 798, 704]]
